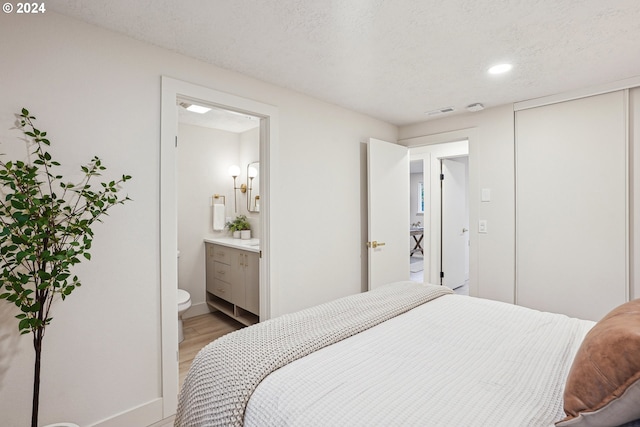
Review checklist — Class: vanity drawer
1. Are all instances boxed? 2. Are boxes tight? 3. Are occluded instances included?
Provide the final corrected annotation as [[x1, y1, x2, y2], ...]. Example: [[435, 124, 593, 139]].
[[213, 261, 231, 281], [211, 245, 231, 265], [210, 279, 232, 300]]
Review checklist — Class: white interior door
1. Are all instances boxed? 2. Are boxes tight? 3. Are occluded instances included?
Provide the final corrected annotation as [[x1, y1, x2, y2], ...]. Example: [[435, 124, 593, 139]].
[[367, 138, 410, 290], [441, 158, 469, 289]]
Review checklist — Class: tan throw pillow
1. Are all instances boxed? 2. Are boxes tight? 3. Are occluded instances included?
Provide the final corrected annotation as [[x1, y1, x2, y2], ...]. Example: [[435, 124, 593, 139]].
[[557, 299, 640, 426]]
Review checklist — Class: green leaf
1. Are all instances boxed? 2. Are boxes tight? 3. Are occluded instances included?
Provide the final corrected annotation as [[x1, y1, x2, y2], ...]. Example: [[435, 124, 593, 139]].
[[29, 301, 41, 312], [1, 108, 131, 335], [37, 270, 51, 280], [18, 318, 30, 331]]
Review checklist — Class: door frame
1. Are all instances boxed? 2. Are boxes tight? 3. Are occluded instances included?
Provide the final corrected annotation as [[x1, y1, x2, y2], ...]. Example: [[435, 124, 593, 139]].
[[160, 77, 278, 416], [401, 129, 477, 295]]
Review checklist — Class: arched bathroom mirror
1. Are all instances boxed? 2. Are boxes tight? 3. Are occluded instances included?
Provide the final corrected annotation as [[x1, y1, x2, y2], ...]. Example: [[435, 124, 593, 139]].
[[246, 161, 260, 212]]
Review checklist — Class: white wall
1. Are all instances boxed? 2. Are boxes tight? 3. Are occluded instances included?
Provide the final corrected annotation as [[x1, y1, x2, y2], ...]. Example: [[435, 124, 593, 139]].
[[400, 105, 515, 303], [401, 88, 640, 313], [0, 12, 397, 426]]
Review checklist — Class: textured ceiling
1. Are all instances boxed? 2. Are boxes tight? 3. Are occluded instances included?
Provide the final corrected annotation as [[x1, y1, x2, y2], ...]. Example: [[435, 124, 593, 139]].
[[47, 0, 640, 126]]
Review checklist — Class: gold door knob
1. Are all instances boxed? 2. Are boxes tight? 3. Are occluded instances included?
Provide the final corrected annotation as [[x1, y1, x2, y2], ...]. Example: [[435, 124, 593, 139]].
[[367, 241, 386, 249]]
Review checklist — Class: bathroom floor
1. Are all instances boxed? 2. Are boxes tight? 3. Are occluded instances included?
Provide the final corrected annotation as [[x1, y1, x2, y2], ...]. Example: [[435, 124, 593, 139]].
[[179, 311, 244, 387]]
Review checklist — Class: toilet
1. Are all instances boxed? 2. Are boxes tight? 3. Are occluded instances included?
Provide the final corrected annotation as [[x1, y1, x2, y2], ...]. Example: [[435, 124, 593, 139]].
[[177, 288, 191, 343]]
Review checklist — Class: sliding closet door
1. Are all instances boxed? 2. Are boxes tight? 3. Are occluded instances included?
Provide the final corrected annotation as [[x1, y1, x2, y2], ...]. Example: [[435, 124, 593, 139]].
[[633, 87, 640, 301], [516, 91, 627, 321]]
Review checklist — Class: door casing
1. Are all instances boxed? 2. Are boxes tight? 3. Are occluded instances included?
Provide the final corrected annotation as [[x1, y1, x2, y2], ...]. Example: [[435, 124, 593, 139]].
[[401, 130, 475, 294], [160, 77, 278, 417]]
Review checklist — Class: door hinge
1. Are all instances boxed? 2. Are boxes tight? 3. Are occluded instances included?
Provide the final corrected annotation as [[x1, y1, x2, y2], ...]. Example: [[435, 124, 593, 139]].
[[175, 136, 178, 147], [440, 173, 444, 181], [440, 271, 444, 278]]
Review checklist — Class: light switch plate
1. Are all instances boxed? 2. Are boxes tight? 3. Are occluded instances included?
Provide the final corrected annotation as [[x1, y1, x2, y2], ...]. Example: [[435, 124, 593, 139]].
[[481, 188, 491, 202], [479, 220, 488, 233]]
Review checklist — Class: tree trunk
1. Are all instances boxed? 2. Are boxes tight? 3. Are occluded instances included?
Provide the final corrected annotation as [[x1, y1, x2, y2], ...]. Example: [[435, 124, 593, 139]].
[[32, 327, 43, 427]]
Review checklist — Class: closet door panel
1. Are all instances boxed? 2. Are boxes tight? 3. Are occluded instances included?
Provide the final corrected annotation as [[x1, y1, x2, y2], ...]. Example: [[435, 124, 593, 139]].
[[516, 91, 627, 321], [632, 87, 640, 301]]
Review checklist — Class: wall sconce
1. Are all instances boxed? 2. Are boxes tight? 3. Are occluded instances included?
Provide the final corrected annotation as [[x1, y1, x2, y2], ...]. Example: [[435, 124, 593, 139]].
[[229, 165, 246, 213], [246, 161, 260, 213]]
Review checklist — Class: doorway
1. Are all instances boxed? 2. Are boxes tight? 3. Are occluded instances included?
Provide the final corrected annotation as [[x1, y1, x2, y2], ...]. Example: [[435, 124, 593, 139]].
[[176, 100, 261, 386], [408, 141, 469, 294], [409, 159, 425, 282], [160, 77, 278, 416]]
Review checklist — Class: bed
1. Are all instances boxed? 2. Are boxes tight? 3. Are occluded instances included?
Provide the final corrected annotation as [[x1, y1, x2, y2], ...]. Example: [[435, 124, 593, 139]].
[[175, 282, 640, 427]]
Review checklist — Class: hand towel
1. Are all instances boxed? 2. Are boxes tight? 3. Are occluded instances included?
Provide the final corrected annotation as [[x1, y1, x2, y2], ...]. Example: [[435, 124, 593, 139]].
[[212, 203, 226, 231]]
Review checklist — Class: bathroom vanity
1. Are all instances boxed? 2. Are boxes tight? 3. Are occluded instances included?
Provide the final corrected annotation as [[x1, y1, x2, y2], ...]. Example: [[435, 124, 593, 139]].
[[204, 237, 260, 326]]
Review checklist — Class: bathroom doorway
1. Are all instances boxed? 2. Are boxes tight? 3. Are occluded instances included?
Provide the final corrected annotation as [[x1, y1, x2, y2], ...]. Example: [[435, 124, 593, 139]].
[[160, 77, 278, 414], [176, 100, 261, 386]]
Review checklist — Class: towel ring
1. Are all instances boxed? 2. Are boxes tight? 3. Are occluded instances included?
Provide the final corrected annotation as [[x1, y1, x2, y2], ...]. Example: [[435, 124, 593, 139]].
[[213, 194, 226, 205]]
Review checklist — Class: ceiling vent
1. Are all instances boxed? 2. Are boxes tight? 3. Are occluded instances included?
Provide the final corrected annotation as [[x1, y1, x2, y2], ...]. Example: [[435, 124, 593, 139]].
[[426, 106, 455, 116], [466, 103, 485, 112]]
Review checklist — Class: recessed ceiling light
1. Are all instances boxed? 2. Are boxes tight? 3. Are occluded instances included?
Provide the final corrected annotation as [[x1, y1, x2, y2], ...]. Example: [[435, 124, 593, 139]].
[[186, 104, 212, 114], [488, 63, 513, 75]]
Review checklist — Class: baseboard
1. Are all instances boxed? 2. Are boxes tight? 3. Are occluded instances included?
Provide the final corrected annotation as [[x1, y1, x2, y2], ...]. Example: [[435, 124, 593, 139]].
[[147, 415, 175, 427], [91, 398, 164, 427], [183, 301, 211, 319]]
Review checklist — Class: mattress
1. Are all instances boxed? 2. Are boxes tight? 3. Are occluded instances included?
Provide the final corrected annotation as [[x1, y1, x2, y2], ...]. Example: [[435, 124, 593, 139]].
[[244, 294, 594, 427]]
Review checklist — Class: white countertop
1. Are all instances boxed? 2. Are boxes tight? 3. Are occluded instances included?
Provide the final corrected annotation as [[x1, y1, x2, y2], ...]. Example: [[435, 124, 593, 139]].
[[203, 236, 260, 253]]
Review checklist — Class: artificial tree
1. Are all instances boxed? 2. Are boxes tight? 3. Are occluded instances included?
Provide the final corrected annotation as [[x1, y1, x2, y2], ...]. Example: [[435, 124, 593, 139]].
[[0, 109, 131, 427]]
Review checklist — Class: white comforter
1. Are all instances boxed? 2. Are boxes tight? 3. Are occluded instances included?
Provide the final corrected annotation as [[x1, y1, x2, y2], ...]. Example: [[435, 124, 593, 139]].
[[245, 294, 594, 427]]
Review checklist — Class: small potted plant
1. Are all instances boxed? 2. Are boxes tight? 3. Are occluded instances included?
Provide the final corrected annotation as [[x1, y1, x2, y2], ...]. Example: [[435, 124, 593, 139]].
[[226, 215, 251, 239]]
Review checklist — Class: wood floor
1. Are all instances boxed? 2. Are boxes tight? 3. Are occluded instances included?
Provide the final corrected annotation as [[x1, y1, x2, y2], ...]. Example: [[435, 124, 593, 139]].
[[179, 311, 244, 387]]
